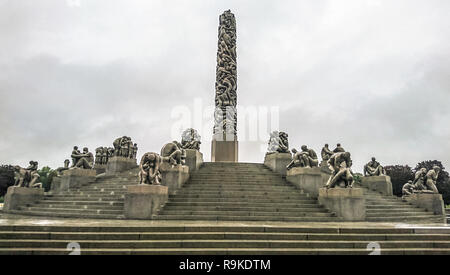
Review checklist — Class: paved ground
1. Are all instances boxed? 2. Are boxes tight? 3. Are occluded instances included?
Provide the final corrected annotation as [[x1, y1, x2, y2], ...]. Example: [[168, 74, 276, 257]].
[[1, 213, 449, 231]]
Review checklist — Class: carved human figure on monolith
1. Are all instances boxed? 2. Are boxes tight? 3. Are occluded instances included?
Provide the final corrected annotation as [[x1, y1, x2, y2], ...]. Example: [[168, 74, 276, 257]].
[[181, 128, 201, 151], [321, 144, 334, 161], [161, 141, 185, 166], [73, 148, 94, 169], [425, 166, 440, 194], [95, 147, 102, 165], [139, 152, 162, 185], [326, 152, 354, 189], [364, 157, 386, 176], [267, 131, 289, 154]]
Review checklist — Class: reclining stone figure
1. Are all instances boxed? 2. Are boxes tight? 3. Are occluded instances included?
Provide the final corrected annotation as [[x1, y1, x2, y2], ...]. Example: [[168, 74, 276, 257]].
[[139, 152, 162, 185], [286, 146, 319, 170], [325, 152, 354, 189], [364, 157, 386, 176], [13, 161, 42, 188]]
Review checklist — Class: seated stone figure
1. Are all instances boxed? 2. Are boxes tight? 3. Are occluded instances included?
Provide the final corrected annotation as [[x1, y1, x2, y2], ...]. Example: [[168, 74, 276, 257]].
[[364, 157, 386, 177], [181, 128, 201, 151], [267, 131, 290, 154], [425, 166, 440, 194], [56, 159, 70, 176], [161, 141, 186, 166], [402, 180, 415, 199], [287, 146, 319, 170], [326, 152, 354, 189], [333, 143, 345, 153], [139, 152, 162, 185], [413, 168, 428, 191], [286, 149, 301, 170], [13, 161, 42, 188], [73, 148, 94, 169], [321, 144, 334, 161], [71, 146, 81, 167]]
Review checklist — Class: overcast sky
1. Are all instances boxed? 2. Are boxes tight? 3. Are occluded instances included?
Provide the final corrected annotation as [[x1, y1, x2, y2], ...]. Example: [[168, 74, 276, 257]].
[[0, 0, 449, 173]]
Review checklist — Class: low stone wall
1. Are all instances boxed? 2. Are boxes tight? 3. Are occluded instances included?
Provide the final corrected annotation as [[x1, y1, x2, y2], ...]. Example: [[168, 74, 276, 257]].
[[318, 188, 366, 221], [106, 156, 138, 176], [94, 164, 107, 174], [286, 167, 324, 198], [3, 186, 45, 212], [124, 185, 169, 219], [184, 149, 203, 172], [263, 152, 292, 176], [406, 193, 446, 218], [52, 169, 96, 193], [160, 163, 190, 195], [361, 175, 393, 196]]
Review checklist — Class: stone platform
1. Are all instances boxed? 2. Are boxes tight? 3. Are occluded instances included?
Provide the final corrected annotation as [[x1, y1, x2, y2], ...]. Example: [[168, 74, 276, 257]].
[[124, 185, 168, 220], [263, 152, 292, 176]]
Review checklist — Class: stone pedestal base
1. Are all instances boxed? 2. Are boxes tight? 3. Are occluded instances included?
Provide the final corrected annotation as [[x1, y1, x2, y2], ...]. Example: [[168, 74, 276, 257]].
[[318, 188, 366, 221], [185, 149, 204, 172], [361, 176, 393, 196], [3, 186, 44, 212], [287, 167, 324, 198], [94, 164, 106, 174], [53, 169, 97, 193], [124, 185, 168, 220], [160, 164, 190, 195], [264, 152, 292, 176], [106, 156, 138, 176], [406, 193, 445, 216], [211, 139, 238, 162]]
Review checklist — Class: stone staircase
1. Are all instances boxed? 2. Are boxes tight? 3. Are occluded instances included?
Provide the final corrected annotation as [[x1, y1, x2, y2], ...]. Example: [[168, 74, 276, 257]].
[[155, 163, 338, 222], [356, 185, 444, 223], [6, 169, 140, 219], [1, 224, 450, 255]]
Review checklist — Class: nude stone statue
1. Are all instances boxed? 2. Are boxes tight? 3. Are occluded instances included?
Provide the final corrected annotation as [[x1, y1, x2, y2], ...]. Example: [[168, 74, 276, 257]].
[[13, 161, 42, 188], [425, 166, 440, 194], [333, 143, 345, 153], [56, 159, 70, 175], [71, 146, 81, 167], [181, 128, 202, 151], [267, 131, 289, 154], [321, 144, 333, 161], [413, 168, 428, 191], [287, 146, 318, 169], [161, 141, 185, 166], [402, 180, 415, 199], [139, 152, 162, 185], [364, 157, 386, 176], [73, 148, 94, 169], [326, 152, 354, 189]]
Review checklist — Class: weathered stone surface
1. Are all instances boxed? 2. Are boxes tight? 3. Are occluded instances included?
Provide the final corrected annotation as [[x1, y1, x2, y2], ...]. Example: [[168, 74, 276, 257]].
[[160, 164, 189, 195], [106, 156, 138, 176], [406, 193, 445, 217], [184, 149, 204, 172], [361, 175, 393, 196], [318, 188, 366, 221], [287, 167, 324, 198], [264, 152, 292, 176], [3, 186, 44, 211], [211, 139, 238, 162], [124, 185, 168, 220], [94, 164, 106, 174], [53, 169, 96, 193]]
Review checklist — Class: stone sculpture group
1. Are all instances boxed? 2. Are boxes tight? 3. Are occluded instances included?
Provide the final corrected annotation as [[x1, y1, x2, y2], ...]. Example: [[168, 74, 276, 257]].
[[402, 166, 441, 198], [13, 161, 42, 189], [113, 136, 138, 159], [94, 147, 115, 165]]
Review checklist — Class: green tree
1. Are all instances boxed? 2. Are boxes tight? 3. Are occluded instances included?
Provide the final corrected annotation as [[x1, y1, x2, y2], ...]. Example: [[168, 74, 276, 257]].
[[414, 160, 450, 205], [37, 166, 57, 192], [0, 165, 15, 197], [385, 165, 414, 197]]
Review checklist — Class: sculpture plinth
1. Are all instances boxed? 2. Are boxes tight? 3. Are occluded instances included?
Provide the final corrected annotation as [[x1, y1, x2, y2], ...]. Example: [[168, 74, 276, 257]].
[[264, 152, 292, 176], [124, 185, 168, 220], [184, 149, 204, 171], [211, 135, 238, 163], [3, 186, 44, 212], [106, 156, 137, 176], [53, 169, 96, 193], [361, 175, 393, 196], [406, 193, 445, 217], [287, 167, 324, 198], [318, 188, 366, 221], [160, 163, 190, 195]]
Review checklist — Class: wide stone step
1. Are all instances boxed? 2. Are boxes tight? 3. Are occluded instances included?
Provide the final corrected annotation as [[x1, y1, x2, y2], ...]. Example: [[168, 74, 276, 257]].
[[168, 196, 316, 203], [367, 212, 434, 217], [162, 206, 326, 212], [43, 197, 123, 202], [174, 191, 306, 197], [181, 187, 296, 192], [64, 191, 127, 196], [19, 206, 123, 215], [366, 205, 418, 209], [1, 239, 448, 249], [366, 216, 443, 222], [7, 210, 124, 220], [168, 194, 309, 200], [50, 194, 125, 199], [155, 215, 338, 222], [164, 202, 321, 208], [41, 200, 123, 206], [159, 210, 332, 217], [32, 203, 123, 211]]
